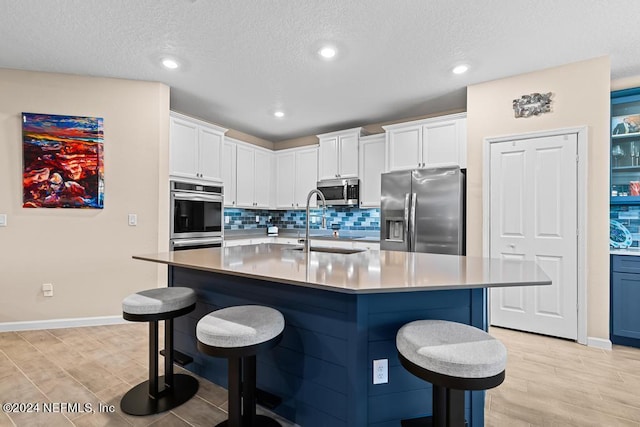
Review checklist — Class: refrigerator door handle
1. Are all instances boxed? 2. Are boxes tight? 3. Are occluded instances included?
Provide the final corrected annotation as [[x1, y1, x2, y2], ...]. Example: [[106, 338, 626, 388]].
[[403, 193, 411, 251], [409, 193, 417, 252]]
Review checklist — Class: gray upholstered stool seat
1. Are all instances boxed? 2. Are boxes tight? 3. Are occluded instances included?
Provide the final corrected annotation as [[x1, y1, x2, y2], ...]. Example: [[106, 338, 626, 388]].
[[122, 287, 196, 317], [197, 305, 284, 350], [197, 305, 285, 427], [396, 319, 507, 380], [120, 287, 198, 416], [396, 320, 506, 427]]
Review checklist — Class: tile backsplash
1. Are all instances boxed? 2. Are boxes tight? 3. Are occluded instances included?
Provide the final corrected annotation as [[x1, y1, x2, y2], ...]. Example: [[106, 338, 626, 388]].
[[224, 207, 380, 231], [611, 205, 640, 247]]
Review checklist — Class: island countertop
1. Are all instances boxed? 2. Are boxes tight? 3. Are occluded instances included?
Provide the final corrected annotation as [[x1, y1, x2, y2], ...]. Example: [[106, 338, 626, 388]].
[[134, 243, 550, 294]]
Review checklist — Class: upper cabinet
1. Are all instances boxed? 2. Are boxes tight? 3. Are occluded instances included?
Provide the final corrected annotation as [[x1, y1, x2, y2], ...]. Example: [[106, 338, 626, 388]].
[[222, 140, 237, 207], [169, 112, 227, 182], [611, 87, 640, 204], [235, 141, 273, 208], [383, 113, 466, 171], [317, 128, 362, 180], [359, 134, 385, 207], [275, 146, 319, 209]]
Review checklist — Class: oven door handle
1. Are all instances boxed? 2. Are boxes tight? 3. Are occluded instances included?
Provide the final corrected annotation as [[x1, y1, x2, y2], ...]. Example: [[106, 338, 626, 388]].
[[172, 237, 223, 248], [172, 192, 223, 202]]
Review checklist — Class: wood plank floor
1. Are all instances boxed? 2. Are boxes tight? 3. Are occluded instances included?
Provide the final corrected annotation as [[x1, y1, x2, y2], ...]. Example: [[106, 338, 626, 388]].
[[487, 327, 640, 426], [0, 323, 638, 426]]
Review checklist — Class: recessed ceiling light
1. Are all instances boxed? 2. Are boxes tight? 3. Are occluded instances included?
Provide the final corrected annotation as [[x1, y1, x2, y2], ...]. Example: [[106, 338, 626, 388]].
[[274, 111, 285, 118], [162, 58, 179, 69], [319, 46, 337, 59], [452, 64, 469, 75]]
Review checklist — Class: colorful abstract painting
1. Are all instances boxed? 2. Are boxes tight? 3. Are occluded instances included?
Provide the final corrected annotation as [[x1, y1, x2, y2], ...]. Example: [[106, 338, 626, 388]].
[[22, 113, 104, 208]]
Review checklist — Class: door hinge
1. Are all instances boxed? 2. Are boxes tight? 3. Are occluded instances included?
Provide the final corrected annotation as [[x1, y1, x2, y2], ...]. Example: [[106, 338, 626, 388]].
[[576, 154, 579, 163]]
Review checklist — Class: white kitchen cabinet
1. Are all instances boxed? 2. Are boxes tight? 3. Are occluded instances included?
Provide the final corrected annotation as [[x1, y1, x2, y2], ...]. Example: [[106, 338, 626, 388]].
[[275, 151, 295, 208], [222, 140, 237, 207], [169, 112, 227, 182], [294, 147, 319, 208], [317, 128, 361, 180], [384, 113, 466, 171], [275, 237, 300, 245], [235, 142, 272, 208], [310, 239, 355, 249], [352, 241, 380, 251], [224, 237, 274, 247], [358, 134, 385, 207], [275, 146, 318, 209]]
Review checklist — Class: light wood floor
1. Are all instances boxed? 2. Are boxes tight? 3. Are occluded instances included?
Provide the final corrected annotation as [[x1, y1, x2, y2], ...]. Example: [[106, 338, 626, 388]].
[[486, 327, 640, 426], [0, 323, 638, 426]]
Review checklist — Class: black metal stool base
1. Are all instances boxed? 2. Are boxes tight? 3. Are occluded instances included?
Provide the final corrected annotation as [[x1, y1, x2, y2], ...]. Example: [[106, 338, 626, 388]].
[[401, 416, 468, 427], [120, 374, 199, 416], [215, 414, 281, 427]]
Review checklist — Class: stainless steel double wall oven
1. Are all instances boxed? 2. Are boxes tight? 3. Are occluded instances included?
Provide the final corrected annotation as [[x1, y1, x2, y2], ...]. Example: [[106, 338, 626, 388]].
[[170, 181, 223, 250]]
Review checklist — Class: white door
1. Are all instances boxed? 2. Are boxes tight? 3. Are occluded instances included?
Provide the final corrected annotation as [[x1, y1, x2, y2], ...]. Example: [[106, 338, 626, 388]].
[[489, 133, 578, 340]]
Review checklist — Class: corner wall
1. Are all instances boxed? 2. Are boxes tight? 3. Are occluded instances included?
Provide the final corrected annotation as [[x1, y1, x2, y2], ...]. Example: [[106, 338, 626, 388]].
[[0, 68, 170, 324], [466, 56, 611, 340]]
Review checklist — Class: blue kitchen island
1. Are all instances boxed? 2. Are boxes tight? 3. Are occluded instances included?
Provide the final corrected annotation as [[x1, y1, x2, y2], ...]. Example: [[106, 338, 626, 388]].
[[134, 244, 550, 427]]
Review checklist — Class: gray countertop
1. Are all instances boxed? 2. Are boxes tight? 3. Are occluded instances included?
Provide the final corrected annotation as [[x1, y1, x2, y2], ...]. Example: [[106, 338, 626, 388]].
[[610, 248, 640, 256], [134, 243, 550, 294]]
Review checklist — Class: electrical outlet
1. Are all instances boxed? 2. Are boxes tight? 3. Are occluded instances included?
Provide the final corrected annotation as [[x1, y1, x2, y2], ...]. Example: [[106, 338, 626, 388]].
[[373, 359, 388, 384], [255, 215, 260, 223], [42, 283, 54, 297], [0, 214, 6, 227], [225, 216, 230, 224]]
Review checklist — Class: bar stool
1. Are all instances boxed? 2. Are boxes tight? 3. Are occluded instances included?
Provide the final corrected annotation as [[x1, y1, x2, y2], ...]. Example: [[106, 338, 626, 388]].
[[396, 320, 507, 427], [197, 305, 284, 427], [121, 287, 199, 416]]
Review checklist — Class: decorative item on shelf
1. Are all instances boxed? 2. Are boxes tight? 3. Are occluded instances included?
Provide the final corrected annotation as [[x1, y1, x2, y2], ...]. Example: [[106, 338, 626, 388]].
[[630, 181, 640, 196], [512, 92, 552, 118], [22, 112, 104, 208], [612, 144, 624, 168], [610, 220, 633, 249], [612, 114, 640, 136]]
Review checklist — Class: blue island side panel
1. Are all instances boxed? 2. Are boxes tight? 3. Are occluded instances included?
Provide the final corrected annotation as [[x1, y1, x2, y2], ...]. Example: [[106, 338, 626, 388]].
[[170, 266, 486, 427]]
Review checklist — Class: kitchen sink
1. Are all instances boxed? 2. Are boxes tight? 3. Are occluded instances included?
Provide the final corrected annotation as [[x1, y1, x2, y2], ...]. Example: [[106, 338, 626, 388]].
[[288, 247, 365, 255]]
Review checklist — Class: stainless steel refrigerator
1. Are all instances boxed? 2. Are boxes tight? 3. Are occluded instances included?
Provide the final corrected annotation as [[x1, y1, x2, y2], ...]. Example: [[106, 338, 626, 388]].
[[380, 166, 465, 255]]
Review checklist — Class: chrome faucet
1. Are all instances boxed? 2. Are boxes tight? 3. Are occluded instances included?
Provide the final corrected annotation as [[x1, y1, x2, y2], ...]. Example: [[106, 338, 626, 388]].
[[304, 189, 327, 253]]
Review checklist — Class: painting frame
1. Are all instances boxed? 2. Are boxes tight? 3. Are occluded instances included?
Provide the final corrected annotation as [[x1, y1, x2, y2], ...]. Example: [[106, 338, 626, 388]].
[[612, 114, 640, 137], [22, 112, 104, 209]]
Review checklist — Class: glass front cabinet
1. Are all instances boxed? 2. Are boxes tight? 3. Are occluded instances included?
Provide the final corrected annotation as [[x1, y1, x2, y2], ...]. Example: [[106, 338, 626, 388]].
[[611, 88, 640, 204]]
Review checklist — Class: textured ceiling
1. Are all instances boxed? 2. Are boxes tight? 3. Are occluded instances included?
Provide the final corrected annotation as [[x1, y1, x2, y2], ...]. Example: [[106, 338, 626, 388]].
[[1, 0, 639, 142]]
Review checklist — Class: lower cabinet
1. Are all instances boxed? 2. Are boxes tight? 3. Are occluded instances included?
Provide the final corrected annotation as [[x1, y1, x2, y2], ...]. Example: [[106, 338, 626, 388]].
[[223, 236, 380, 250], [611, 255, 640, 347]]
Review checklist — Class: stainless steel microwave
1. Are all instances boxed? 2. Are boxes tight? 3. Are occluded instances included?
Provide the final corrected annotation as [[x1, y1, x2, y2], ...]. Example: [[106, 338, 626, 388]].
[[316, 178, 359, 206]]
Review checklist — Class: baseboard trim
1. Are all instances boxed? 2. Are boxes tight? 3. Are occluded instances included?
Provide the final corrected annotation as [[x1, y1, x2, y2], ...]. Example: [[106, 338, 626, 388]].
[[587, 336, 612, 350], [0, 316, 127, 332]]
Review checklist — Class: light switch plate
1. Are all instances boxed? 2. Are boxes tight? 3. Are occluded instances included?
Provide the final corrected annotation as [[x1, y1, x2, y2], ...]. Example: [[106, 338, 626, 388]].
[[0, 214, 6, 227], [128, 213, 137, 226]]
